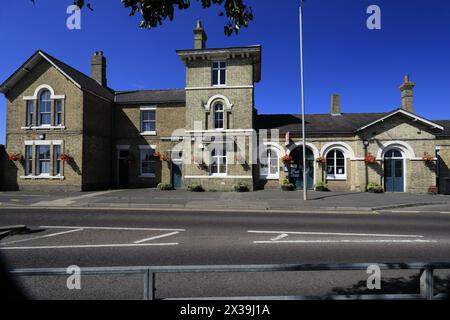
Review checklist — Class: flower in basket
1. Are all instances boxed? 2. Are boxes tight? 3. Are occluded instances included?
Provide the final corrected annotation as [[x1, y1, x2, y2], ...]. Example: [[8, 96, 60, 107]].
[[422, 152, 434, 163], [58, 153, 72, 162], [160, 153, 170, 162], [192, 155, 204, 165], [280, 154, 293, 164], [8, 153, 23, 162], [364, 153, 377, 165], [316, 156, 326, 164], [234, 153, 245, 163]]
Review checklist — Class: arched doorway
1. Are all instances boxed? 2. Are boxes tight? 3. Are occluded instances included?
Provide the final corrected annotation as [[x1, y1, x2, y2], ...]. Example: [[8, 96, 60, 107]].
[[289, 147, 314, 189], [384, 149, 405, 192]]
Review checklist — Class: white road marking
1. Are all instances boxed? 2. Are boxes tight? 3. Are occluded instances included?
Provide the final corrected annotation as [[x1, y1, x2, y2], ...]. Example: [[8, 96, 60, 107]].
[[248, 230, 424, 238], [32, 190, 122, 207], [270, 233, 289, 241], [254, 240, 437, 244], [0, 228, 84, 245], [41, 226, 185, 232], [0, 243, 179, 250], [134, 232, 180, 244]]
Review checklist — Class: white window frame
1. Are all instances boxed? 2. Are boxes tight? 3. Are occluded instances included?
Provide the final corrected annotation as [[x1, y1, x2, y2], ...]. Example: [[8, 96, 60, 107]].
[[213, 102, 225, 130], [36, 144, 51, 177], [326, 149, 347, 180], [260, 148, 280, 180], [20, 140, 64, 180], [140, 106, 157, 135], [139, 146, 157, 178], [210, 146, 227, 177], [38, 90, 52, 127], [54, 99, 63, 127], [212, 61, 227, 86], [25, 145, 33, 176], [26, 100, 34, 127]]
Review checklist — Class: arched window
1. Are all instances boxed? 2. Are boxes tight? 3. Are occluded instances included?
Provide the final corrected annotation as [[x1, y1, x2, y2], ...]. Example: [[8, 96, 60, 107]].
[[384, 149, 403, 158], [38, 90, 52, 126], [210, 146, 227, 176], [326, 149, 346, 180], [260, 148, 279, 179], [213, 102, 224, 129]]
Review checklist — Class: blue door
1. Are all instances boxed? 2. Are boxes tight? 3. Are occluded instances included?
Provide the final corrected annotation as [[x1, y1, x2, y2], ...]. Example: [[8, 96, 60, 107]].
[[172, 162, 183, 189], [290, 147, 314, 190], [384, 150, 404, 192]]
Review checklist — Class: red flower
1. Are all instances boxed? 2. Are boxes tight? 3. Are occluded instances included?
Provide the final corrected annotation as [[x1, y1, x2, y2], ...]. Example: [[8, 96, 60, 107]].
[[280, 155, 293, 164], [364, 153, 377, 165], [8, 153, 22, 162], [422, 153, 434, 163], [316, 156, 326, 164], [58, 154, 72, 162]]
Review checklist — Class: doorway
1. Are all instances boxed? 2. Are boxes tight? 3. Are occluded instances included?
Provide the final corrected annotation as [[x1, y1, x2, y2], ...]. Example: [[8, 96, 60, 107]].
[[117, 149, 129, 189], [289, 147, 315, 190], [384, 149, 405, 192]]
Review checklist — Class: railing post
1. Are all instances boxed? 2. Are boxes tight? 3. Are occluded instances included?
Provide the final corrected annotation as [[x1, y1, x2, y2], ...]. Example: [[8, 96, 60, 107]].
[[144, 270, 156, 300], [419, 268, 434, 300]]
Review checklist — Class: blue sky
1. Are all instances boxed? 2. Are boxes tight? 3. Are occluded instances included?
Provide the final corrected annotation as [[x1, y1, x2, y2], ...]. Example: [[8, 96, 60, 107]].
[[0, 0, 449, 144]]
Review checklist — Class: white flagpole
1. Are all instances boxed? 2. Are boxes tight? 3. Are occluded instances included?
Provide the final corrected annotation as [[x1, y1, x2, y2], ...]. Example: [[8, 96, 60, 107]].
[[299, 1, 308, 201]]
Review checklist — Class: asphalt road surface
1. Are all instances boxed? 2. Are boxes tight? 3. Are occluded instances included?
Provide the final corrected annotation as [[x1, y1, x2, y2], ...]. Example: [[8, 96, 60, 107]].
[[0, 207, 449, 299]]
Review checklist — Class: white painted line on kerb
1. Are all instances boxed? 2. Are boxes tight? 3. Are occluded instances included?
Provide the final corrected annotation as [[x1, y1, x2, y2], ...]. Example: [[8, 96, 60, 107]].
[[0, 243, 179, 250], [0, 228, 84, 245], [254, 240, 436, 244], [41, 226, 185, 232], [248, 230, 424, 238], [134, 232, 180, 244], [270, 233, 289, 241]]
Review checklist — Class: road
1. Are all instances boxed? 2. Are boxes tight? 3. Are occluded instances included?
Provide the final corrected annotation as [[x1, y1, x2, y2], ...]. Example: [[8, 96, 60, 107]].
[[0, 207, 449, 299]]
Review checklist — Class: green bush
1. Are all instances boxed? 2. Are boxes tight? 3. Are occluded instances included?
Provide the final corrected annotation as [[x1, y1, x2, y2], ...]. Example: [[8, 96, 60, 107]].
[[367, 182, 384, 193], [157, 183, 173, 191], [188, 183, 205, 192], [233, 182, 250, 192], [315, 181, 329, 192], [280, 178, 295, 191]]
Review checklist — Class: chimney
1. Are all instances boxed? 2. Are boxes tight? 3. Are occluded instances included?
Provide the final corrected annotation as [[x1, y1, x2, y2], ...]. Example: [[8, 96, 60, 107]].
[[91, 51, 107, 86], [400, 74, 415, 113], [331, 94, 341, 115], [193, 20, 207, 49]]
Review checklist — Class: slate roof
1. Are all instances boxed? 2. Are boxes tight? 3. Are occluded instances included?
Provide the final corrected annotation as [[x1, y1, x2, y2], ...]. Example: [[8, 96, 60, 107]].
[[115, 89, 186, 104], [256, 112, 390, 135], [434, 121, 450, 137]]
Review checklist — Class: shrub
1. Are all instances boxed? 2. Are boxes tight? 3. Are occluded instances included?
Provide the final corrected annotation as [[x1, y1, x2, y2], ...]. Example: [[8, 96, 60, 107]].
[[367, 182, 384, 193], [315, 181, 329, 192], [157, 183, 173, 191], [188, 183, 205, 192], [233, 182, 250, 192], [428, 186, 438, 195], [280, 178, 295, 191]]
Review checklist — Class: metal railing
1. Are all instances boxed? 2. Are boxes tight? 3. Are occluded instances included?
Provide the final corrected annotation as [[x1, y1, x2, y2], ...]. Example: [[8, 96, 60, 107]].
[[9, 262, 450, 300]]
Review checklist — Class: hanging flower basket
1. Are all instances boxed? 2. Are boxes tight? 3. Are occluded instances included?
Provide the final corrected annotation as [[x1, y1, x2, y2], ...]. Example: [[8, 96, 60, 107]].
[[422, 153, 434, 163], [316, 156, 326, 164], [234, 154, 245, 163], [364, 153, 377, 165], [192, 155, 204, 165], [58, 154, 73, 162], [280, 155, 293, 165], [8, 153, 23, 162], [153, 152, 169, 162]]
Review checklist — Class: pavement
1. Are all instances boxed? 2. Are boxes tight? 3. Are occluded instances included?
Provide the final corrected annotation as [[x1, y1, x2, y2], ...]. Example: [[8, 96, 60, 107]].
[[0, 208, 449, 299], [1, 188, 450, 213]]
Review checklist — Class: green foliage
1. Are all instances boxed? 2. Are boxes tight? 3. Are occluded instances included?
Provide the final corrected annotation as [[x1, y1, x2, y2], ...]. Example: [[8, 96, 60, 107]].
[[35, 0, 253, 36], [233, 182, 250, 192], [188, 183, 205, 192], [367, 182, 384, 193], [315, 181, 329, 192], [157, 183, 174, 191], [280, 178, 295, 191]]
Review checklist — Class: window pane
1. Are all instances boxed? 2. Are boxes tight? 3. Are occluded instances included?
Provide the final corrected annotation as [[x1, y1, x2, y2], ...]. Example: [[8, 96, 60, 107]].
[[213, 62, 219, 69], [25, 145, 33, 176], [54, 145, 61, 176], [26, 101, 34, 126], [37, 145, 50, 175], [336, 158, 345, 166], [219, 62, 226, 69], [212, 70, 219, 85], [220, 70, 226, 85]]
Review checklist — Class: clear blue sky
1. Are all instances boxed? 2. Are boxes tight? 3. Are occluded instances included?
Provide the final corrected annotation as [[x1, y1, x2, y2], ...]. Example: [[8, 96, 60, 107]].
[[1, 0, 449, 144]]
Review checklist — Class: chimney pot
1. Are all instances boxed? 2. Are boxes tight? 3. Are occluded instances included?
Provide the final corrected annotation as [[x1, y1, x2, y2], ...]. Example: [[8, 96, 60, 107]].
[[193, 20, 207, 49]]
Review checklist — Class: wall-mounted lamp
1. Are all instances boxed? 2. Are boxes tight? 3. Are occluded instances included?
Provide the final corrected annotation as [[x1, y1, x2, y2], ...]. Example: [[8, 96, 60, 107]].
[[363, 139, 370, 147], [39, 134, 46, 140]]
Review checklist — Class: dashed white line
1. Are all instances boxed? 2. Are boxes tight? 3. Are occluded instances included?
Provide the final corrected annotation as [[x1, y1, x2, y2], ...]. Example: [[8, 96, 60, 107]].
[[41, 226, 185, 232], [248, 230, 424, 238], [0, 228, 84, 245], [270, 233, 289, 241], [0, 243, 179, 250], [134, 232, 180, 244], [254, 240, 436, 244]]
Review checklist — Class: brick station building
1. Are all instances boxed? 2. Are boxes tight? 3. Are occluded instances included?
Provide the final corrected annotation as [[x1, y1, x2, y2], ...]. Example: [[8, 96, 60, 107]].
[[1, 22, 450, 193]]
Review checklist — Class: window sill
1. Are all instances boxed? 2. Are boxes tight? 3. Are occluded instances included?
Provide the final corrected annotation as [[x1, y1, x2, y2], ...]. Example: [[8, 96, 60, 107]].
[[326, 176, 347, 181], [260, 175, 280, 180], [212, 84, 226, 88], [140, 132, 157, 136], [21, 126, 66, 130], [20, 175, 65, 180]]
